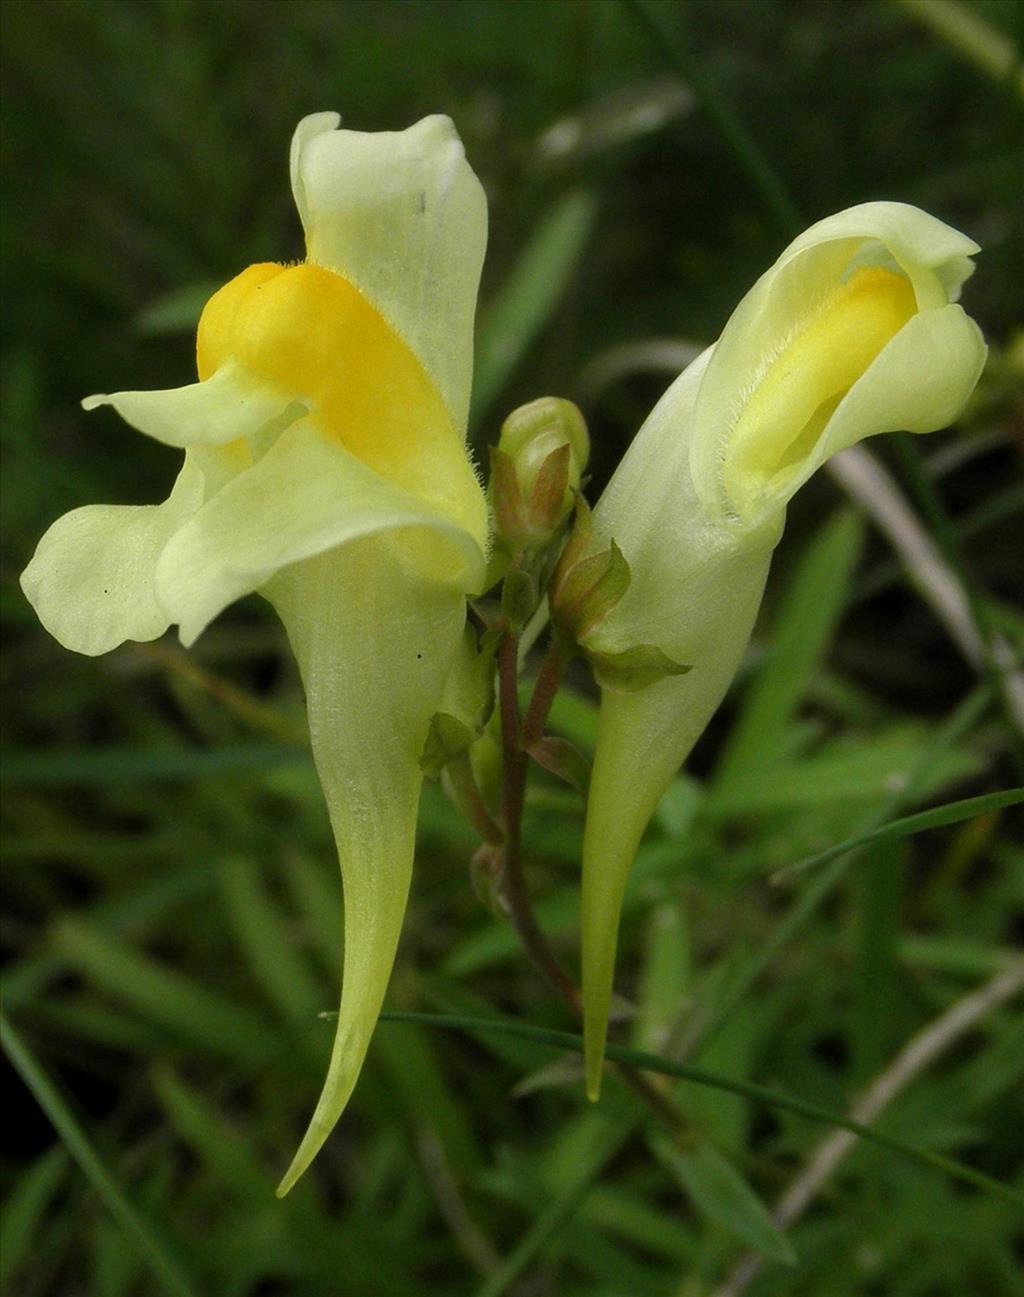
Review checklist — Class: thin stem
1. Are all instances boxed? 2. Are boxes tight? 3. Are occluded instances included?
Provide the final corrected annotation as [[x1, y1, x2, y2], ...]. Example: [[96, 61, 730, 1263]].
[[890, 432, 1024, 762], [134, 642, 307, 746], [445, 756, 504, 847], [829, 445, 1024, 744], [378, 1011, 1022, 1207], [522, 635, 570, 748], [416, 1130, 500, 1278], [495, 631, 579, 1008]]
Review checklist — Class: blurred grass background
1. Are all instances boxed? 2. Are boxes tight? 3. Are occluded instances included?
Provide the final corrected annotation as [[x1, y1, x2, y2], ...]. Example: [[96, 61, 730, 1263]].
[[1, 1, 1022, 1295]]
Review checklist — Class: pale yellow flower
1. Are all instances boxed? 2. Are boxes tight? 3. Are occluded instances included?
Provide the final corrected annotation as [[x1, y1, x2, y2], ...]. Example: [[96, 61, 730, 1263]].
[[579, 202, 986, 1097], [21, 112, 490, 1194]]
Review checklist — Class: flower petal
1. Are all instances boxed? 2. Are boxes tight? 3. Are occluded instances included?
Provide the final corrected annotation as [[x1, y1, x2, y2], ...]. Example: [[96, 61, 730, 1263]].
[[689, 238, 860, 519], [19, 457, 204, 656], [82, 358, 299, 450], [581, 353, 779, 1098], [579, 203, 986, 1099], [815, 304, 987, 465], [780, 201, 979, 283], [155, 419, 486, 647], [690, 206, 982, 523], [291, 113, 487, 433], [266, 540, 467, 1195]]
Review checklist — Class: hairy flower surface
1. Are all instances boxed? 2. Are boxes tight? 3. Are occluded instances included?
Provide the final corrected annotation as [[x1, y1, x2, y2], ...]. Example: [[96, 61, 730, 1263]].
[[21, 112, 489, 1194], [579, 202, 986, 1097]]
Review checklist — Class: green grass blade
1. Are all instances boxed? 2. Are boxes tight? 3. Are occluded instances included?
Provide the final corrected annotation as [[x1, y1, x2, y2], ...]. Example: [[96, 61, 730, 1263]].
[[3, 864, 214, 1010], [0, 1145, 68, 1288], [2, 743, 307, 786], [474, 1119, 622, 1297], [52, 918, 279, 1065], [218, 856, 323, 1030], [0, 1013, 201, 1297], [373, 1017, 482, 1177], [697, 683, 993, 1047], [896, 0, 1024, 94], [621, 0, 800, 234], [281, 852, 343, 979], [853, 839, 904, 1082], [472, 190, 597, 423], [774, 787, 1024, 882], [650, 1134, 796, 1264], [379, 1011, 1024, 1207], [152, 1066, 268, 1198]]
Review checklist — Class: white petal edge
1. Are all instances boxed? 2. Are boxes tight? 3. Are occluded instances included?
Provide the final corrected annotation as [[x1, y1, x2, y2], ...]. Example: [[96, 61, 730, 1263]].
[[82, 358, 299, 449], [19, 456, 204, 656], [155, 419, 486, 647], [779, 201, 979, 277], [289, 111, 341, 235], [266, 541, 467, 1194], [291, 113, 487, 434]]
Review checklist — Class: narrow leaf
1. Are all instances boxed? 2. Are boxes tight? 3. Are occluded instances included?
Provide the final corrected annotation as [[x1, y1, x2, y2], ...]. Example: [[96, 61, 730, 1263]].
[[774, 787, 1024, 881], [1, 1013, 200, 1297], [473, 191, 597, 420], [0, 1146, 67, 1288], [652, 1135, 796, 1264], [378, 1011, 1024, 1207], [52, 919, 278, 1065]]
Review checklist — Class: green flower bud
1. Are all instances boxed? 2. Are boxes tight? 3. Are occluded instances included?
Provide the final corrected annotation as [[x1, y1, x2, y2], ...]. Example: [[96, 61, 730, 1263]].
[[490, 397, 590, 547]]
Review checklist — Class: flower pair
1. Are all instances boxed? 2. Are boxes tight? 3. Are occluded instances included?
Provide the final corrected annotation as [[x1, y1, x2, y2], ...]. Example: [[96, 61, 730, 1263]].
[[21, 112, 985, 1191]]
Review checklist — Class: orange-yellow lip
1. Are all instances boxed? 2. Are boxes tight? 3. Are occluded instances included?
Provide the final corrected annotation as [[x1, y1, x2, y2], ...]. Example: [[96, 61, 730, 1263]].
[[723, 265, 916, 512], [196, 262, 484, 538]]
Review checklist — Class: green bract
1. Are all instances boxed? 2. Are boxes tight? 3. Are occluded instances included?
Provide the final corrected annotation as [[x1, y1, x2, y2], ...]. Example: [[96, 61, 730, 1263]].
[[579, 202, 986, 1098]]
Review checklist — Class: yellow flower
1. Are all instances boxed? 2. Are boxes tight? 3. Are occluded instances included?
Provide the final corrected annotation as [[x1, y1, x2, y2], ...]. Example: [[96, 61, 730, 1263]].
[[578, 202, 986, 1099], [21, 112, 490, 1194]]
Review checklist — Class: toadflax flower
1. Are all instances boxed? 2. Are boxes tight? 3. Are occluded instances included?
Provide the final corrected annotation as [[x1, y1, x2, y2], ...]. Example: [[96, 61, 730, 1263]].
[[20, 112, 490, 1194], [577, 202, 986, 1098]]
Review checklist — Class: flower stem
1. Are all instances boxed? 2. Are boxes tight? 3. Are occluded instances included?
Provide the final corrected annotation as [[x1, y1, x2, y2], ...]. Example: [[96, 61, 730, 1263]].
[[521, 634, 570, 749], [496, 631, 580, 1008], [445, 756, 504, 847]]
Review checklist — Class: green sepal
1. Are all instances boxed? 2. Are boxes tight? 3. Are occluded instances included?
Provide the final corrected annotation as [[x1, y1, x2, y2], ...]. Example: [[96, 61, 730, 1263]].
[[488, 446, 526, 542], [587, 643, 692, 693], [551, 537, 631, 644], [419, 624, 497, 777], [420, 712, 477, 777], [550, 494, 592, 591], [526, 443, 572, 534]]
